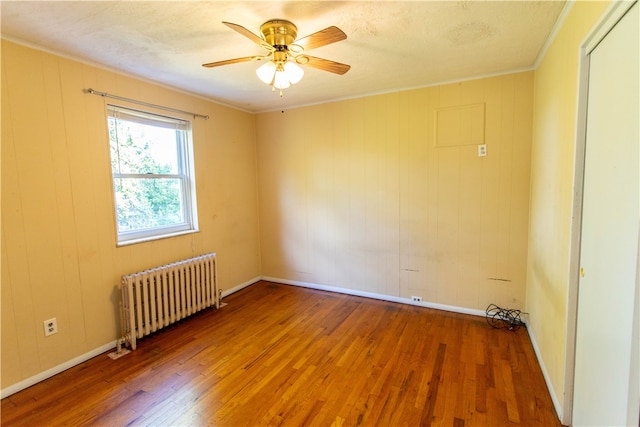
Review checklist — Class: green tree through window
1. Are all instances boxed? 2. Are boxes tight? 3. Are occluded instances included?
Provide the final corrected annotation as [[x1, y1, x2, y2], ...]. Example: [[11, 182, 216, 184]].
[[107, 105, 197, 244]]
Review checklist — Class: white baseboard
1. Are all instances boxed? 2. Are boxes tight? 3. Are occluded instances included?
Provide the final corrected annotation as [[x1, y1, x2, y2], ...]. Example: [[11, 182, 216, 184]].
[[1, 340, 117, 399], [526, 324, 564, 421], [220, 276, 261, 299], [261, 276, 487, 318]]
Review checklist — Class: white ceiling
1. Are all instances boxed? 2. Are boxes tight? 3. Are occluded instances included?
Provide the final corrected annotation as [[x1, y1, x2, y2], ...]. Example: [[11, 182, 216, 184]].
[[1, 1, 566, 113]]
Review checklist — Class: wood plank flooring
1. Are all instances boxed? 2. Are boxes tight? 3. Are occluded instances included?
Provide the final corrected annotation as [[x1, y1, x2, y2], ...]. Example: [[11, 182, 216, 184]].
[[1, 281, 563, 426]]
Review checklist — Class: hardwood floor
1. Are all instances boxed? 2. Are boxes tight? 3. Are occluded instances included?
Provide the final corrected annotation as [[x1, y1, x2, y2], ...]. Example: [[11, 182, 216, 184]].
[[1, 281, 562, 426]]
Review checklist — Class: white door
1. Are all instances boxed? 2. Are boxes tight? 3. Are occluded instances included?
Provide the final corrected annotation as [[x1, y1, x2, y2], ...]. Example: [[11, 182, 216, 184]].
[[572, 3, 639, 426]]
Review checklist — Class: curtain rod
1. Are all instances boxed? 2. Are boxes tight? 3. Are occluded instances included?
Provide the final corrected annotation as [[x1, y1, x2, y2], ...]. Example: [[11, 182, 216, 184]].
[[85, 88, 209, 120]]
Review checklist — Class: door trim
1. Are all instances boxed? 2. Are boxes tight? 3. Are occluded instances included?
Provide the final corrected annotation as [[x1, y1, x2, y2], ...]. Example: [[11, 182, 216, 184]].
[[565, 1, 638, 425]]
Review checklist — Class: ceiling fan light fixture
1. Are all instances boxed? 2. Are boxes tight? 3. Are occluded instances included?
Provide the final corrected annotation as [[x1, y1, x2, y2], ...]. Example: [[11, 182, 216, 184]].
[[256, 59, 304, 91], [273, 67, 291, 89], [205, 19, 350, 97], [256, 61, 276, 84], [284, 61, 304, 84]]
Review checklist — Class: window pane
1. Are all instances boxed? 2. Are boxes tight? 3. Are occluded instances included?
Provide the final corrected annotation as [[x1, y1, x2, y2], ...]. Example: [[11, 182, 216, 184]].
[[109, 117, 180, 175], [114, 177, 185, 232], [106, 105, 197, 244]]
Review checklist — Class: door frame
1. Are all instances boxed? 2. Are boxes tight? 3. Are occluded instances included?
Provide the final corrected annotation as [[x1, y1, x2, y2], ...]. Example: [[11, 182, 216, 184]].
[[565, 1, 638, 425]]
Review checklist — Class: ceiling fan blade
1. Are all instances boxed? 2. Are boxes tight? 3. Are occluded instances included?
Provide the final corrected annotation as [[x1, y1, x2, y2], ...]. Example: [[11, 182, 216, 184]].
[[202, 56, 264, 68], [223, 21, 266, 46], [298, 55, 351, 75], [294, 26, 347, 51]]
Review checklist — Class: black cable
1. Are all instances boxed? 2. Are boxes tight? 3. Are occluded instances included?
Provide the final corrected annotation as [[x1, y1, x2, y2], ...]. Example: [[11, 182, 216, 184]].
[[485, 304, 526, 331]]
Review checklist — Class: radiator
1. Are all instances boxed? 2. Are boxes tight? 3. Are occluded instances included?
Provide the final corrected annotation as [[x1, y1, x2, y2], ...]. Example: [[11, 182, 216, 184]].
[[119, 253, 219, 351]]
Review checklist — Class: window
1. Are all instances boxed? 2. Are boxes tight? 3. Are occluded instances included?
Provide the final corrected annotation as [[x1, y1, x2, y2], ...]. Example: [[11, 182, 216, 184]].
[[107, 105, 198, 245]]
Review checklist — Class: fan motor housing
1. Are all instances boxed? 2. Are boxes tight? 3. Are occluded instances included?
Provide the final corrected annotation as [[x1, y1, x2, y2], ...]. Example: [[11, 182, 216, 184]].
[[260, 19, 297, 47]]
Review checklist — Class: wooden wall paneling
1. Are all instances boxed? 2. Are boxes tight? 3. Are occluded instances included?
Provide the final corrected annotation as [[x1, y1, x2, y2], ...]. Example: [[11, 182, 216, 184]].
[[1, 45, 36, 386], [398, 88, 423, 301], [256, 112, 282, 277], [496, 74, 516, 284], [345, 98, 367, 291], [3, 44, 64, 377], [255, 72, 533, 311], [1, 53, 28, 384], [220, 108, 263, 287], [424, 87, 440, 303], [34, 52, 82, 363], [433, 81, 461, 306], [457, 143, 483, 309], [455, 79, 485, 310], [510, 72, 534, 307], [289, 110, 310, 282], [0, 240, 23, 387], [58, 59, 115, 346], [382, 93, 401, 297], [478, 76, 507, 308], [307, 104, 332, 285], [329, 102, 347, 287], [42, 53, 88, 355], [14, 50, 67, 337], [363, 97, 377, 292], [435, 143, 461, 305]]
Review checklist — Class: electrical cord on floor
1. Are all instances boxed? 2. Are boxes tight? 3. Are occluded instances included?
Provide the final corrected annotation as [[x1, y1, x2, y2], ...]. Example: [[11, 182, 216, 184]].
[[485, 304, 526, 331]]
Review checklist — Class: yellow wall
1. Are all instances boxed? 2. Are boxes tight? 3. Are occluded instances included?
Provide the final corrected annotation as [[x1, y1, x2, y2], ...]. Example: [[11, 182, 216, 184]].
[[1, 40, 262, 389], [526, 0, 610, 417], [256, 72, 533, 311]]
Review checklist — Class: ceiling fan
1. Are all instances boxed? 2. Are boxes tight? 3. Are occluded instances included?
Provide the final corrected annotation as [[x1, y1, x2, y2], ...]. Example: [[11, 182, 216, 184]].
[[202, 20, 350, 94]]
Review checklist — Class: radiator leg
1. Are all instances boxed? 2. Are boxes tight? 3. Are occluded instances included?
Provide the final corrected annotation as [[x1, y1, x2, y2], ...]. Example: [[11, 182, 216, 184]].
[[218, 289, 228, 308], [108, 337, 131, 360]]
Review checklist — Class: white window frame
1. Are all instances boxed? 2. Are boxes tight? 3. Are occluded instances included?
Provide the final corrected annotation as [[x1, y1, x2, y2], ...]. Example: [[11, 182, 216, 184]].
[[107, 104, 199, 245]]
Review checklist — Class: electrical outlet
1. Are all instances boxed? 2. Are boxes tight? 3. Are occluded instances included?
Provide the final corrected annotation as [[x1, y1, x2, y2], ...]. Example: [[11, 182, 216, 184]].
[[411, 296, 422, 302], [478, 144, 487, 157], [44, 318, 58, 336]]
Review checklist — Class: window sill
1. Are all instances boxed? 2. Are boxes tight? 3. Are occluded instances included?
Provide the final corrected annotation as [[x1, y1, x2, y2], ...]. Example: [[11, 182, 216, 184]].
[[116, 229, 200, 247]]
